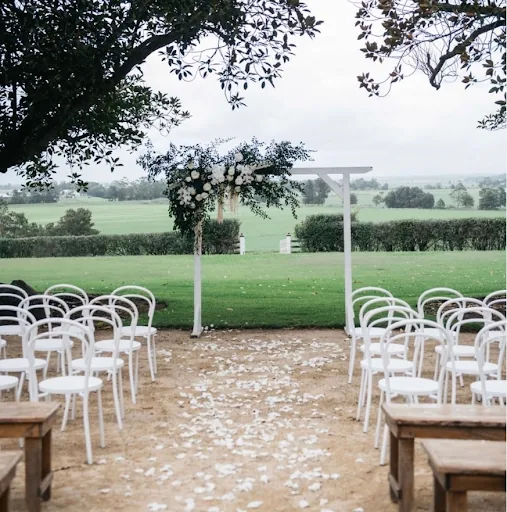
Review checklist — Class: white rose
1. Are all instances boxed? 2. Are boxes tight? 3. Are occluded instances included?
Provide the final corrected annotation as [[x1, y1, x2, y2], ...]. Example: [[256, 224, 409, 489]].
[[211, 178, 218, 186], [190, 202, 195, 209], [227, 166, 235, 176], [196, 194, 202, 201], [191, 170, 200, 180], [185, 177, 191, 182], [242, 165, 253, 175], [235, 152, 243, 162], [235, 186, 241, 192], [218, 175, 225, 182], [189, 187, 196, 195], [227, 175, 234, 182], [203, 183, 212, 191], [201, 192, 209, 199], [255, 174, 263, 182], [235, 177, 243, 185], [187, 161, 194, 169]]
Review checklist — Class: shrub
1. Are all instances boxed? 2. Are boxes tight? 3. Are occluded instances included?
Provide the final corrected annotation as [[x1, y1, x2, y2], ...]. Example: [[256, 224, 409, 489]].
[[295, 214, 505, 252], [383, 187, 435, 209], [0, 219, 240, 258]]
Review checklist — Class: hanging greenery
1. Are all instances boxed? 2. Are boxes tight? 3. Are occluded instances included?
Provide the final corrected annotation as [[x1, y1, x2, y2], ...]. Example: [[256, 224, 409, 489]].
[[138, 139, 312, 235]]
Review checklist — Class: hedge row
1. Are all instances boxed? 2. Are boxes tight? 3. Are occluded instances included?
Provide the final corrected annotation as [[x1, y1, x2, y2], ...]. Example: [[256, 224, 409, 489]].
[[294, 215, 506, 252], [0, 219, 241, 258]]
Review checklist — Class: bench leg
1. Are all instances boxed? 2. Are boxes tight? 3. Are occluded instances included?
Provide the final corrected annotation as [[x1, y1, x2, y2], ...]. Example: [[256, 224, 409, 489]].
[[433, 476, 446, 512], [447, 491, 467, 512], [41, 430, 52, 501], [25, 438, 42, 512], [389, 431, 399, 503], [398, 438, 414, 512], [0, 488, 9, 512]]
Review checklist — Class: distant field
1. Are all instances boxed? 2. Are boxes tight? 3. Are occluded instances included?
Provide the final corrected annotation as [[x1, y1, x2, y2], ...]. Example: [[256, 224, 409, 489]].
[[9, 190, 504, 252], [1, 251, 505, 329]]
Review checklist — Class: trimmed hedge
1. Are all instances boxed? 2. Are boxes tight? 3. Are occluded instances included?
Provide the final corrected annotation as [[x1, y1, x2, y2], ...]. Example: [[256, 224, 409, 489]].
[[294, 215, 506, 252], [0, 219, 241, 258]]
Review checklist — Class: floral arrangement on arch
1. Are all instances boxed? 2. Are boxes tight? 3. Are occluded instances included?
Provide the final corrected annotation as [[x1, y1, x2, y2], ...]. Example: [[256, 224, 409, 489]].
[[139, 138, 312, 236]]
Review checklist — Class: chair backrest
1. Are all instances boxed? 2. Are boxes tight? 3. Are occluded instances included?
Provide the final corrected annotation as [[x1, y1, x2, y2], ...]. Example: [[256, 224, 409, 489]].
[[474, 321, 507, 406], [445, 306, 506, 336], [361, 304, 420, 360], [0, 284, 30, 317], [417, 287, 463, 318], [18, 295, 70, 331], [379, 319, 453, 403], [0, 306, 37, 356], [349, 287, 393, 327], [359, 297, 412, 327], [112, 286, 156, 327], [25, 319, 94, 401], [45, 284, 89, 307], [436, 297, 485, 326], [484, 290, 507, 307]]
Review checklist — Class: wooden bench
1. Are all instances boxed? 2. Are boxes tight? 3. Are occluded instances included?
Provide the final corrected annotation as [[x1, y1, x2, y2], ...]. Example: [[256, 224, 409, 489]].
[[0, 452, 22, 512], [0, 403, 59, 512], [382, 403, 506, 512], [422, 439, 506, 512]]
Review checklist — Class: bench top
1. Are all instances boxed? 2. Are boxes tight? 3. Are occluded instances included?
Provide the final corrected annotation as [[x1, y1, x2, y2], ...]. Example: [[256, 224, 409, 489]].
[[382, 404, 506, 428], [0, 402, 60, 424], [0, 451, 22, 484], [422, 439, 506, 476]]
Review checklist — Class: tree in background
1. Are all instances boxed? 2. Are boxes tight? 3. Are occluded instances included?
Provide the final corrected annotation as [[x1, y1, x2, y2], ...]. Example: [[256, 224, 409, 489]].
[[44, 208, 99, 236], [372, 193, 383, 206], [355, 0, 506, 130], [461, 192, 475, 208], [302, 180, 316, 205], [0, 1, 320, 189], [450, 182, 469, 208], [350, 193, 358, 205], [0, 200, 41, 237], [435, 198, 446, 209], [315, 178, 331, 205], [383, 186, 434, 209], [479, 187, 506, 210], [350, 178, 381, 190]]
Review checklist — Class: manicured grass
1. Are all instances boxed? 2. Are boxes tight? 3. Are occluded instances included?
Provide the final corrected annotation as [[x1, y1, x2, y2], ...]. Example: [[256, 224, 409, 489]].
[[1, 251, 505, 329], [9, 196, 504, 252]]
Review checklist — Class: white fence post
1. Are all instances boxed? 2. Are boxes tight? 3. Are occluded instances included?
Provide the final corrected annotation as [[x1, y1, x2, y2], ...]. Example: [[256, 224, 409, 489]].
[[239, 233, 246, 255], [286, 233, 292, 254]]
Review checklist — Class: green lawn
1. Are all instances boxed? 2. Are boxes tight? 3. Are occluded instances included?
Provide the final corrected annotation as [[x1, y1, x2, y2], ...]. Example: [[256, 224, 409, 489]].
[[9, 195, 504, 252], [2, 251, 505, 329]]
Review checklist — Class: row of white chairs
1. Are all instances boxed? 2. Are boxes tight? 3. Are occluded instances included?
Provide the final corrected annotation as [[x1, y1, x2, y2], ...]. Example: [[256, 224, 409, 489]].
[[0, 283, 160, 464]]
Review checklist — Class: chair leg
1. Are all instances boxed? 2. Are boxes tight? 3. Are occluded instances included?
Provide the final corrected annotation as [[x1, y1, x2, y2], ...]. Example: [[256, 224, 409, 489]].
[[135, 350, 140, 393], [348, 335, 357, 384], [128, 353, 136, 404], [146, 335, 156, 382], [111, 371, 124, 431], [471, 392, 476, 405], [61, 395, 72, 431], [363, 370, 374, 433], [16, 372, 25, 401], [356, 369, 366, 421], [433, 353, 440, 380], [119, 369, 125, 420], [374, 391, 384, 449], [152, 335, 157, 375], [451, 372, 457, 405], [97, 389, 105, 448], [71, 393, 77, 420], [380, 424, 389, 466], [82, 395, 93, 465]]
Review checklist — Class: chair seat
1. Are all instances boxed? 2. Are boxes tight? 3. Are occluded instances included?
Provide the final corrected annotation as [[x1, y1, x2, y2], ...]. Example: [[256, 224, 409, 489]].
[[435, 345, 475, 357], [0, 326, 22, 336], [39, 375, 103, 394], [446, 361, 498, 376], [72, 357, 124, 372], [352, 327, 387, 339], [421, 328, 456, 340], [361, 358, 413, 373], [379, 377, 439, 396], [471, 379, 507, 398], [0, 375, 18, 391], [120, 326, 157, 337], [361, 342, 406, 356], [34, 338, 74, 352], [95, 339, 141, 353], [0, 358, 46, 372]]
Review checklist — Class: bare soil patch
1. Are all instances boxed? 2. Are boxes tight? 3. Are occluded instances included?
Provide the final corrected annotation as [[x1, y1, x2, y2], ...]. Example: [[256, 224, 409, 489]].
[[1, 329, 504, 512]]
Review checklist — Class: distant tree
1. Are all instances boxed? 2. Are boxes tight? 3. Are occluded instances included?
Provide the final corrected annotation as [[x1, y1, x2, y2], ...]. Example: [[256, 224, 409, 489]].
[[303, 180, 316, 205], [45, 208, 99, 236], [0, 200, 41, 237], [372, 194, 383, 206], [435, 198, 446, 209], [350, 193, 358, 205], [351, 178, 381, 190], [381, 183, 389, 190], [478, 188, 505, 210], [450, 182, 469, 208], [314, 178, 331, 205], [384, 186, 434, 209], [462, 192, 475, 208], [435, 183, 442, 190]]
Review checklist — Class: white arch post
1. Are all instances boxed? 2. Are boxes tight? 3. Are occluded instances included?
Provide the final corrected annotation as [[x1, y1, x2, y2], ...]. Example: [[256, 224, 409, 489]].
[[190, 166, 372, 337]]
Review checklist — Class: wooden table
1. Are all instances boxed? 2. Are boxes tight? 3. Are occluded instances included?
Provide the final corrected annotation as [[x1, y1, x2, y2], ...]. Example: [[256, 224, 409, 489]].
[[0, 452, 22, 512], [382, 403, 506, 512], [0, 403, 59, 512], [422, 439, 506, 512]]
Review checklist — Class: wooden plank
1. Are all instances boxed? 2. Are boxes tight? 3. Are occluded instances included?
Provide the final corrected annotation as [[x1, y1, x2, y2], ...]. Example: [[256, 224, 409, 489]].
[[382, 404, 506, 428], [451, 474, 506, 493], [41, 431, 52, 501], [399, 425, 505, 442], [389, 431, 400, 503], [25, 438, 42, 512], [433, 476, 446, 512], [398, 438, 414, 512], [447, 491, 467, 512], [0, 403, 59, 424], [422, 440, 506, 476], [0, 452, 22, 497]]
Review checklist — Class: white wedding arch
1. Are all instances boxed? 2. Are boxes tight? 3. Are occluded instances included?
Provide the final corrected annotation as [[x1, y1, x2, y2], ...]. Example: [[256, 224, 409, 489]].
[[191, 166, 372, 337]]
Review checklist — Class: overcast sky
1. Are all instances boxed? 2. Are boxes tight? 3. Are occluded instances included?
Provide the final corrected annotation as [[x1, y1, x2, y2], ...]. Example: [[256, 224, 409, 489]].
[[2, 0, 505, 185]]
